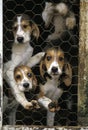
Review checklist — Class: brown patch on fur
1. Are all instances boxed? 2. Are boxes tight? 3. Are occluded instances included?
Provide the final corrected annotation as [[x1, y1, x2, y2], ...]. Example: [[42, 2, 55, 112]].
[[38, 90, 44, 99], [14, 67, 23, 83], [21, 20, 32, 32]]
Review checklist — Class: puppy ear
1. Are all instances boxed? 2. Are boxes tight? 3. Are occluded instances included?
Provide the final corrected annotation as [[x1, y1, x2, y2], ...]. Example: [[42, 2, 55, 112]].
[[32, 22, 40, 39], [33, 74, 37, 90], [40, 60, 44, 78], [63, 62, 72, 86]]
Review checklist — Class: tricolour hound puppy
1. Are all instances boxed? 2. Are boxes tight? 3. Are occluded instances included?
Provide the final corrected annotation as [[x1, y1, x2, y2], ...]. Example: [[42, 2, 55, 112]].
[[42, 2, 76, 41], [38, 48, 72, 126], [14, 65, 40, 109], [4, 14, 44, 112]]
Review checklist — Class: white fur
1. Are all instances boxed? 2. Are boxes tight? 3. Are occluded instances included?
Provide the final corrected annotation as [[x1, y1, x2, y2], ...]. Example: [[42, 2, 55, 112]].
[[38, 96, 52, 110], [48, 60, 62, 75], [42, 2, 54, 27], [55, 3, 68, 16]]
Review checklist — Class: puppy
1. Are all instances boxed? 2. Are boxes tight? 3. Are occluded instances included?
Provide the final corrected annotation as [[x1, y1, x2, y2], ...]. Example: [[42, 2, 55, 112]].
[[14, 65, 40, 109], [42, 2, 76, 41], [37, 48, 72, 126], [3, 65, 39, 125], [4, 14, 44, 110]]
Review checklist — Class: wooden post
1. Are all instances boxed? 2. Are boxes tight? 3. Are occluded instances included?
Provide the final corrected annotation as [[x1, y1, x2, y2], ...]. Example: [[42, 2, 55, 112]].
[[78, 0, 88, 125]]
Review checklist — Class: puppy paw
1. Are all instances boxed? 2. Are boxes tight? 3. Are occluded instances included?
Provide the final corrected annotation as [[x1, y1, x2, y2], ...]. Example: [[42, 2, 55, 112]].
[[48, 102, 60, 112], [23, 102, 33, 110], [66, 17, 76, 30], [31, 100, 40, 109]]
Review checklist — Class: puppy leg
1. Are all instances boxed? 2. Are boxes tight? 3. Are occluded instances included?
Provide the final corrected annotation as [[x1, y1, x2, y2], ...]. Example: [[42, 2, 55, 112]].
[[42, 2, 54, 28], [38, 96, 58, 112], [47, 33, 62, 41], [47, 110, 55, 126], [12, 86, 33, 110], [38, 96, 52, 110], [9, 103, 18, 125], [42, 11, 53, 28], [27, 52, 45, 67]]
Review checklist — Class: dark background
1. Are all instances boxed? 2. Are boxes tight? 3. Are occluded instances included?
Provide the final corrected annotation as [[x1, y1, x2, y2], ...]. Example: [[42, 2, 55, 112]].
[[3, 0, 80, 126]]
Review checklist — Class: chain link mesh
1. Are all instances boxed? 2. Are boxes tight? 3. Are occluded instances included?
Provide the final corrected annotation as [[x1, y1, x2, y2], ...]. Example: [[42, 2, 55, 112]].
[[3, 0, 79, 126]]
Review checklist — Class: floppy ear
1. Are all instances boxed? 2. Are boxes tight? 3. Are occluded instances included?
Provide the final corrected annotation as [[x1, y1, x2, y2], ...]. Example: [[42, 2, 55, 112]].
[[32, 23, 40, 39], [33, 74, 37, 90], [63, 62, 72, 86], [40, 60, 45, 78]]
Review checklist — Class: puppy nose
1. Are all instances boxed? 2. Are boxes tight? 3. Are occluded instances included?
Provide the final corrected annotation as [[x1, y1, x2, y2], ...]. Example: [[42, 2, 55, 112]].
[[17, 37, 24, 43], [52, 67, 58, 73], [23, 83, 29, 88]]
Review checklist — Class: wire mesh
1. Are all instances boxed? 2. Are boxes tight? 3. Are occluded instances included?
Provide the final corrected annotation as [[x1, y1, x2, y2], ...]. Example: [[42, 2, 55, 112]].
[[3, 0, 79, 126]]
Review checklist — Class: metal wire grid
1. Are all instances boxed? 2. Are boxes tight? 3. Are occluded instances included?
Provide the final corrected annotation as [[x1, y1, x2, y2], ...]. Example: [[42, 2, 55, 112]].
[[3, 0, 79, 126]]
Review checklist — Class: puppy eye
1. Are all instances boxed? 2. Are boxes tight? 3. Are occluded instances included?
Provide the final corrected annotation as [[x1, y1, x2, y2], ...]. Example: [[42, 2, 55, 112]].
[[59, 57, 64, 61], [27, 73, 32, 78], [46, 56, 52, 61], [23, 25, 28, 29], [16, 75, 21, 79], [13, 26, 17, 31]]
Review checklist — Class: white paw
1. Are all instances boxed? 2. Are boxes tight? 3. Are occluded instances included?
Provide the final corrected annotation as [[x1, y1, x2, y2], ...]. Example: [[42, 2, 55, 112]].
[[66, 17, 76, 29], [23, 102, 33, 110]]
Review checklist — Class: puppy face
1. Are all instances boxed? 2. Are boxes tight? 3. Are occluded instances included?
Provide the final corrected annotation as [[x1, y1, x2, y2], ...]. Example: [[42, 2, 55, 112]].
[[40, 48, 65, 78], [13, 14, 39, 44], [14, 65, 37, 92]]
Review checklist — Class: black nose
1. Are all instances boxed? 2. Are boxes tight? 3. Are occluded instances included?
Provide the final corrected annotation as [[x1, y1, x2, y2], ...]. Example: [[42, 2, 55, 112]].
[[17, 37, 24, 43], [23, 83, 29, 88], [52, 67, 58, 73]]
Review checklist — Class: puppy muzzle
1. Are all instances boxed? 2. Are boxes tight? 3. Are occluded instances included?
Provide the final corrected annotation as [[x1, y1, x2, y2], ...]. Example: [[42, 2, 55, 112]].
[[17, 36, 24, 43], [23, 82, 29, 88], [50, 66, 62, 77]]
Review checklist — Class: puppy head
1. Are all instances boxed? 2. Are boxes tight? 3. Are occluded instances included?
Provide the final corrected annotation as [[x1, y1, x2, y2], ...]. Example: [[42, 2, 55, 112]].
[[12, 14, 40, 44], [14, 65, 37, 92], [40, 48, 72, 86], [40, 48, 65, 79]]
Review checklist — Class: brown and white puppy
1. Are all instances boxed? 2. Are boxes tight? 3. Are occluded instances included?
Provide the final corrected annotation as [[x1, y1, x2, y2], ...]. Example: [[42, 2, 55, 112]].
[[14, 65, 37, 92], [14, 65, 39, 109], [42, 2, 76, 41], [4, 14, 45, 111], [38, 48, 72, 126]]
